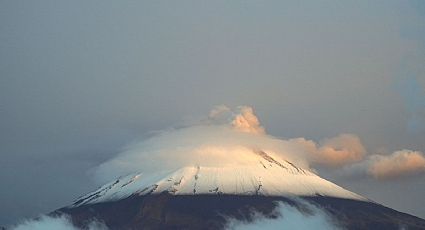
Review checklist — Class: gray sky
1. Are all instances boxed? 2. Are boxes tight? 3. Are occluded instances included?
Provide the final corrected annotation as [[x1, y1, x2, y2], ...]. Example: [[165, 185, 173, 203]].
[[1, 0, 425, 226]]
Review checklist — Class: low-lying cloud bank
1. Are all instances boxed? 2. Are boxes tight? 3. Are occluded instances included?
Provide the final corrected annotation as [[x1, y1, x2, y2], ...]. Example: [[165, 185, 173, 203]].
[[11, 215, 107, 230], [94, 105, 425, 183], [226, 200, 340, 230]]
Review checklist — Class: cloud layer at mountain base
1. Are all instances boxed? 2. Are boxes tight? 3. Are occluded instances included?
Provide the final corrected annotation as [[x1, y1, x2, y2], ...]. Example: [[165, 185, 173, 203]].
[[11, 215, 107, 230], [226, 200, 340, 230]]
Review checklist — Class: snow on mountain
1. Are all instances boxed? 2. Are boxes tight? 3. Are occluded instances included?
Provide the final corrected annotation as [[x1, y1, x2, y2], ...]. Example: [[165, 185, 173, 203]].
[[71, 150, 364, 207]]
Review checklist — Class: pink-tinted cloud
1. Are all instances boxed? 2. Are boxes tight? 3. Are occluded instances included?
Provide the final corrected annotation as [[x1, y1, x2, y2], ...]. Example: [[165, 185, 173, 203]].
[[207, 105, 265, 134], [288, 134, 366, 167], [317, 134, 366, 167], [231, 106, 265, 134], [368, 150, 425, 179]]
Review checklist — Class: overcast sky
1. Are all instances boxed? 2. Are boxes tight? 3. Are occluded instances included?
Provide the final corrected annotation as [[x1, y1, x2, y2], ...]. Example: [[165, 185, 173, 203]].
[[1, 0, 425, 226]]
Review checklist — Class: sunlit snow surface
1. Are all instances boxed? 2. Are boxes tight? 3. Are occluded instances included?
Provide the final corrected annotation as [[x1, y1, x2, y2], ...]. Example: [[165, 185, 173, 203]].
[[71, 151, 364, 207]]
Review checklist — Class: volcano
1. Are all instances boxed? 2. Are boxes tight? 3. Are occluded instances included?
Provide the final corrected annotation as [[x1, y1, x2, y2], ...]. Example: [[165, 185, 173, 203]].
[[54, 150, 425, 230]]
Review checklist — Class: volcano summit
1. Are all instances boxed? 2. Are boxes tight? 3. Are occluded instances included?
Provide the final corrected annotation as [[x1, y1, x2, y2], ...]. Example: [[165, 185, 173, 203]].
[[46, 106, 425, 229]]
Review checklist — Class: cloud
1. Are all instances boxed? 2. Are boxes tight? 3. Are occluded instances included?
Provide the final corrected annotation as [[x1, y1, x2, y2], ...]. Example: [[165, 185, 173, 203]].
[[231, 106, 265, 134], [288, 134, 366, 167], [341, 149, 425, 180], [317, 134, 366, 166], [94, 105, 366, 183], [226, 200, 340, 230], [94, 125, 309, 183], [11, 215, 107, 230], [368, 150, 425, 179], [208, 104, 232, 122], [208, 105, 265, 134]]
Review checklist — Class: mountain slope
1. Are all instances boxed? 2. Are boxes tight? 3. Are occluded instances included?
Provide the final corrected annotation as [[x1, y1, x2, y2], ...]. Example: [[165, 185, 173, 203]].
[[55, 150, 425, 230], [70, 150, 363, 207]]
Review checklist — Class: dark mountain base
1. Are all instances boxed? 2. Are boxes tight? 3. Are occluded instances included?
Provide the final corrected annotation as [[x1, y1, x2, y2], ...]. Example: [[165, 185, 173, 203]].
[[55, 194, 425, 230], [305, 196, 425, 230]]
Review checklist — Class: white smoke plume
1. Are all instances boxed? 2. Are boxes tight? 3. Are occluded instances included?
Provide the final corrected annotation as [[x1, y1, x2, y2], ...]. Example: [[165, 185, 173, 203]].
[[94, 105, 366, 183], [11, 215, 107, 230], [226, 200, 341, 230], [231, 106, 265, 134], [207, 105, 265, 134]]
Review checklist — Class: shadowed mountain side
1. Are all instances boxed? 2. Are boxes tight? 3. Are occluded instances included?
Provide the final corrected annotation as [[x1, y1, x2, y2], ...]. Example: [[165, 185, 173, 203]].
[[304, 196, 425, 230], [55, 194, 425, 230]]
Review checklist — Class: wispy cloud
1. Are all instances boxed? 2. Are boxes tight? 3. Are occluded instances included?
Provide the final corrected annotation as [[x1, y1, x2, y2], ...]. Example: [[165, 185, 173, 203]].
[[226, 200, 340, 230]]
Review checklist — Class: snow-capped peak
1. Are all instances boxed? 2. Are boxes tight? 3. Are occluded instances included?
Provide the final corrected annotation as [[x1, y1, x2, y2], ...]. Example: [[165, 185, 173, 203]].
[[71, 150, 364, 207]]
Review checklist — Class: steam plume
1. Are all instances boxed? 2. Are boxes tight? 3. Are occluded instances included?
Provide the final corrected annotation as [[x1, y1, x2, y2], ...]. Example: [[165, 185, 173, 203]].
[[231, 106, 265, 134]]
